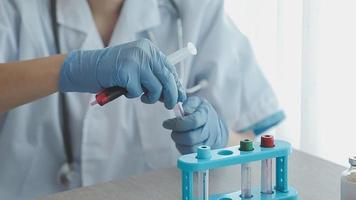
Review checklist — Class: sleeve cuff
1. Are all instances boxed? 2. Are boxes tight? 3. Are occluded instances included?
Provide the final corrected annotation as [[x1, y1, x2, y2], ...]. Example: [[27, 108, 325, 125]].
[[238, 111, 285, 135]]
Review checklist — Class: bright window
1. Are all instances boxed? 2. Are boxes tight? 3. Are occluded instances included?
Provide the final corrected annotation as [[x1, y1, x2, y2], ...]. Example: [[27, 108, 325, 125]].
[[225, 0, 356, 166]]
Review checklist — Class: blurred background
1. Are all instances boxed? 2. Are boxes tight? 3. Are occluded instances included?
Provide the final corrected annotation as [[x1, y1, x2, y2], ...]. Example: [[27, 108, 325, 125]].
[[225, 0, 356, 167]]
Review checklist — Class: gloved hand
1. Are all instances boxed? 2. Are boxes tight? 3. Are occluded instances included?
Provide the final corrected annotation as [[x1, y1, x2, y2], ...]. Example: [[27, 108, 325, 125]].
[[59, 39, 186, 109], [163, 96, 228, 154]]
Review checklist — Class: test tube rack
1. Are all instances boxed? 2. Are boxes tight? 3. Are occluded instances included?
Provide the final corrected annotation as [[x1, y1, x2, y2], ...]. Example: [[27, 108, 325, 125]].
[[177, 139, 298, 200]]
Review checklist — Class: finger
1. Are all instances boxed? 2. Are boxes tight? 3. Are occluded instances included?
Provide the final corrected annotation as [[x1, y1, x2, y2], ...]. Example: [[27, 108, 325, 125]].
[[157, 77, 185, 103], [171, 128, 209, 146], [182, 96, 202, 114], [158, 82, 182, 104], [153, 64, 178, 109], [140, 71, 162, 104], [162, 104, 208, 131], [176, 143, 203, 155], [124, 73, 144, 98], [150, 50, 180, 109], [162, 54, 187, 103], [177, 84, 187, 102]]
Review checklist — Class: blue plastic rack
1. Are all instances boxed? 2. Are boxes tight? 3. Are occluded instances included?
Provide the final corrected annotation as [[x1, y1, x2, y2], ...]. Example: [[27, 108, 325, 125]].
[[177, 140, 298, 200]]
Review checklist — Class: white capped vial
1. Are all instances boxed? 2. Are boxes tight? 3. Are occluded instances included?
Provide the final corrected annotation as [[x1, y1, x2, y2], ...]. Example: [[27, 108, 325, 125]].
[[341, 156, 356, 200]]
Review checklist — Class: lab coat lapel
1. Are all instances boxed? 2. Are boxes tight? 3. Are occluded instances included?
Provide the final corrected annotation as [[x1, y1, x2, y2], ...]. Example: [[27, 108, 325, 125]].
[[109, 0, 161, 45], [56, 0, 104, 50]]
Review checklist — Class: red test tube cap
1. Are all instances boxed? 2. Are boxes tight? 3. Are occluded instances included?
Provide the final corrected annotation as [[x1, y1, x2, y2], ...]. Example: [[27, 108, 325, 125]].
[[260, 135, 275, 148]]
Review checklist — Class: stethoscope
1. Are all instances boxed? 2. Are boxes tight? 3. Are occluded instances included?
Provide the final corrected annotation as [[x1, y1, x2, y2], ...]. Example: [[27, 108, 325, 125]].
[[50, 0, 207, 189]]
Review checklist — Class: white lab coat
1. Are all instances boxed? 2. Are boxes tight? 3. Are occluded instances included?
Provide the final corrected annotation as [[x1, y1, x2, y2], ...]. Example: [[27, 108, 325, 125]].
[[0, 0, 282, 199]]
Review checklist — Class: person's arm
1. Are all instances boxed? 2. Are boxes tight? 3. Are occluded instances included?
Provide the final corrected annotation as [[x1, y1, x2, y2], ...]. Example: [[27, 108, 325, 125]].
[[0, 55, 65, 113], [1, 39, 186, 114]]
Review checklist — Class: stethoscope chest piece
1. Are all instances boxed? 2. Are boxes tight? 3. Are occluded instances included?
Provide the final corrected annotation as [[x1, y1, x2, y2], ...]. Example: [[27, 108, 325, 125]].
[[57, 163, 81, 189]]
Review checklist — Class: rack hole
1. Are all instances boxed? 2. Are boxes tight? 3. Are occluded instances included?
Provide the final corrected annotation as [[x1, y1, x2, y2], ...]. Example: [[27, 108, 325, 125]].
[[217, 150, 233, 156]]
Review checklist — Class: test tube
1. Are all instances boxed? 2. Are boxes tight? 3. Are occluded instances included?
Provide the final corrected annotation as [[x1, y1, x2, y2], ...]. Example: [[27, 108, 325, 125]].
[[241, 163, 252, 198], [197, 170, 209, 200], [261, 159, 272, 193], [239, 139, 254, 198], [90, 42, 197, 107], [196, 146, 211, 200], [260, 135, 275, 194]]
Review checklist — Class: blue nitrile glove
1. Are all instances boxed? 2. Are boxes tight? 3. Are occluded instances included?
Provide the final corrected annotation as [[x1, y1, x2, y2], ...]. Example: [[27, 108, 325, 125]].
[[163, 96, 229, 154], [59, 39, 186, 109]]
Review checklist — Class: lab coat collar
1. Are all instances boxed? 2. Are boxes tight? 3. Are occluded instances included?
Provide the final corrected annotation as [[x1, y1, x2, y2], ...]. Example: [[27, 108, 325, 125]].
[[56, 0, 161, 46], [56, 0, 93, 34], [109, 0, 161, 45]]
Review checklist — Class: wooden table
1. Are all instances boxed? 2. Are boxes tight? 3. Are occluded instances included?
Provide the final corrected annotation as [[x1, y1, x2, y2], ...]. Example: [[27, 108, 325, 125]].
[[41, 150, 345, 200]]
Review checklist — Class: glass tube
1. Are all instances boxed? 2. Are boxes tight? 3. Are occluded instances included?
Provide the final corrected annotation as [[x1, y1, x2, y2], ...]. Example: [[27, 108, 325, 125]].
[[261, 159, 273, 194], [241, 163, 252, 198], [197, 170, 209, 200]]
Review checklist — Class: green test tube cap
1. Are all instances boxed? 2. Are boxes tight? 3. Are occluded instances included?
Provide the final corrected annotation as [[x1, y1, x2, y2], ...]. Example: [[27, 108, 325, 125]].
[[239, 139, 254, 151]]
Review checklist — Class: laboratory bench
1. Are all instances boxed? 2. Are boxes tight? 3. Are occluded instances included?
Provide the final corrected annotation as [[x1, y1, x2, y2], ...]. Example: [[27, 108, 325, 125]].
[[40, 150, 345, 200]]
